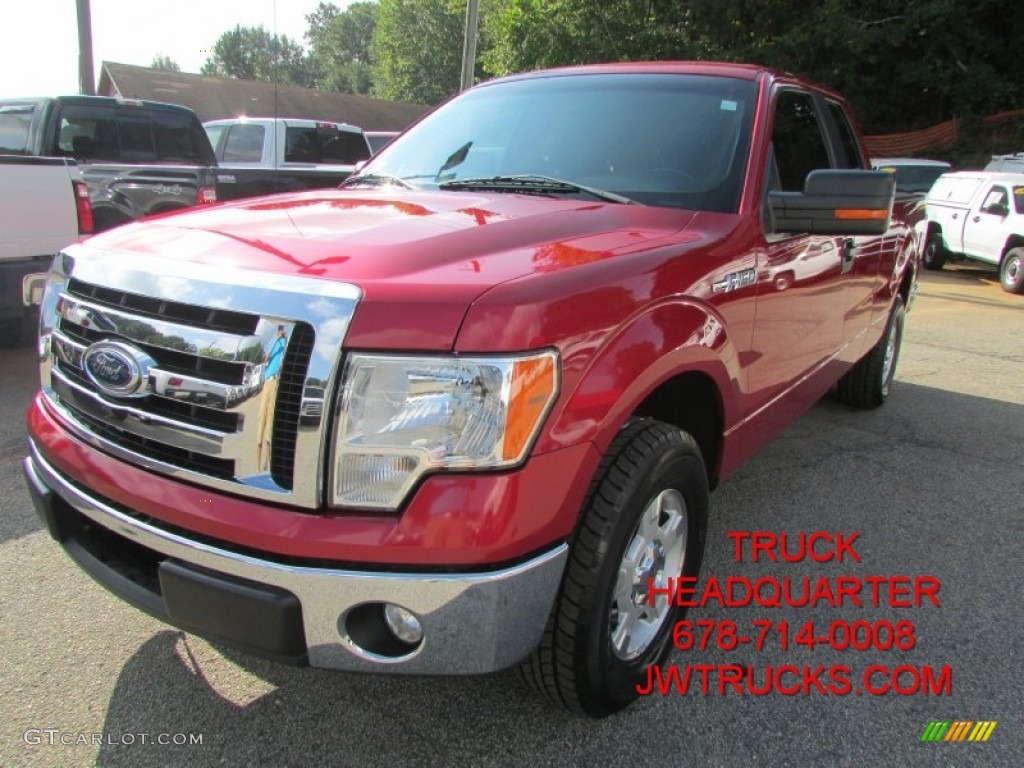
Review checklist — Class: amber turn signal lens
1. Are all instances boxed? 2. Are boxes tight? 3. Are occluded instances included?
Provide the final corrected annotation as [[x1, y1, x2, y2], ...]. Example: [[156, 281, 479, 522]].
[[833, 208, 887, 220], [503, 355, 557, 461]]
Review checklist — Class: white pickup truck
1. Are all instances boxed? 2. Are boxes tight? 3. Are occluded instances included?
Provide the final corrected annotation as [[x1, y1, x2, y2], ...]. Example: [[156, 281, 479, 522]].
[[923, 171, 1024, 293], [0, 155, 92, 343]]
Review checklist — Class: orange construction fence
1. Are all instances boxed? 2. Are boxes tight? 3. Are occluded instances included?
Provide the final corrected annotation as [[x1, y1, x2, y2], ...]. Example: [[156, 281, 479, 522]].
[[864, 108, 1023, 158]]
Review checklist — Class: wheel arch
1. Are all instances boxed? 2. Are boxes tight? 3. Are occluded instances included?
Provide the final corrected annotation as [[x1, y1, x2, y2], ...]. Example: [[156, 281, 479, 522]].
[[542, 300, 735, 489], [1001, 234, 1024, 261], [148, 202, 191, 216], [898, 261, 915, 308], [629, 372, 723, 489], [895, 221, 919, 307]]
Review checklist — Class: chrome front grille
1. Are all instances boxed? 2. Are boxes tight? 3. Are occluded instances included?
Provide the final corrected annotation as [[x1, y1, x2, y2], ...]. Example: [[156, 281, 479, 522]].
[[66, 276, 258, 334], [38, 245, 361, 508]]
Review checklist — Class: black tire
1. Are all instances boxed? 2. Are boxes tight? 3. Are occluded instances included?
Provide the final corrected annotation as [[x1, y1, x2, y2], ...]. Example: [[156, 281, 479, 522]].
[[999, 247, 1024, 294], [519, 419, 708, 717], [836, 295, 905, 409], [922, 234, 947, 270]]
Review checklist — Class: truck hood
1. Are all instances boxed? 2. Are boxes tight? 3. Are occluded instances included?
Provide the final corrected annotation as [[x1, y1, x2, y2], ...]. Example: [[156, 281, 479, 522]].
[[83, 189, 702, 348]]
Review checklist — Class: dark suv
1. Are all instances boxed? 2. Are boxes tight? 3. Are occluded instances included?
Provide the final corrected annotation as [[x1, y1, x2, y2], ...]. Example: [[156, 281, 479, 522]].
[[0, 96, 218, 231]]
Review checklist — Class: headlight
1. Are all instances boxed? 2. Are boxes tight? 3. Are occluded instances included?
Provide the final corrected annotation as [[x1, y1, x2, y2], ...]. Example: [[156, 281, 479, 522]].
[[331, 351, 559, 510]]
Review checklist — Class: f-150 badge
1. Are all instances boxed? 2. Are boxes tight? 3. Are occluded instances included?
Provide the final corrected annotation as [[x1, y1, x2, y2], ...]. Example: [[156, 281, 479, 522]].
[[712, 268, 756, 294]]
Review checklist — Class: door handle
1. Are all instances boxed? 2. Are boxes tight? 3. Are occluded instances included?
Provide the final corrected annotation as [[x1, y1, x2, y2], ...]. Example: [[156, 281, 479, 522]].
[[972, 215, 981, 223]]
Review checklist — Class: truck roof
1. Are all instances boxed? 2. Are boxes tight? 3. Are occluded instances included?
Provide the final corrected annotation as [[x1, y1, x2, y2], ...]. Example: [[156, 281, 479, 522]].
[[204, 117, 362, 131], [0, 95, 201, 115], [486, 60, 846, 102], [501, 61, 767, 80]]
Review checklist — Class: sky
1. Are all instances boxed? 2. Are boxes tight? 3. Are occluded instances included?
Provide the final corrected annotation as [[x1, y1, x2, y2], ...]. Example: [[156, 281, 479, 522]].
[[1, 0, 347, 97]]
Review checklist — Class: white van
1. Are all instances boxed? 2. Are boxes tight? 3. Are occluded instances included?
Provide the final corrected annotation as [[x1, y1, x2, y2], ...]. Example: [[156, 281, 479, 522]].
[[923, 171, 1024, 293]]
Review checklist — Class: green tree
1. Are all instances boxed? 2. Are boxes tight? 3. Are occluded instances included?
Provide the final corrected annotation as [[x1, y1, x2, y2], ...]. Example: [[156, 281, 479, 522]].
[[150, 54, 181, 72], [482, 0, 1023, 134], [482, 0, 701, 76], [371, 0, 467, 104], [682, 0, 1024, 132], [200, 25, 313, 86], [306, 1, 378, 94]]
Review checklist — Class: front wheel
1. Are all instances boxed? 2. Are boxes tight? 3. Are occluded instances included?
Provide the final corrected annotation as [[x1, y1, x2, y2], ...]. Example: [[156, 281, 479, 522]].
[[922, 234, 947, 270], [1000, 248, 1024, 294], [519, 419, 708, 717], [836, 295, 906, 409]]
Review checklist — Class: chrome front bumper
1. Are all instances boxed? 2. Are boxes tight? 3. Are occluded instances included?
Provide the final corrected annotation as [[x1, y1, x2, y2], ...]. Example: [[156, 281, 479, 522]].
[[25, 442, 567, 674]]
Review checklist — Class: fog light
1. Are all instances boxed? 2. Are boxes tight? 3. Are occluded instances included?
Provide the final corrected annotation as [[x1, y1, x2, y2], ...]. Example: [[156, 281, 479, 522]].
[[383, 603, 423, 645]]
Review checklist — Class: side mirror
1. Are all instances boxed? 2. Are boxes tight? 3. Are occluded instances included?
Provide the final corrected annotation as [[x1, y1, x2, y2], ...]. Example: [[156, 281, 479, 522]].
[[768, 169, 895, 236], [983, 202, 1009, 217]]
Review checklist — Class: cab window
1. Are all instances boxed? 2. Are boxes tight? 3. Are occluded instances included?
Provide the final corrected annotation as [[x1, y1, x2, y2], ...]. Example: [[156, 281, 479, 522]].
[[770, 90, 832, 191], [980, 186, 1009, 215], [221, 124, 265, 163], [0, 104, 34, 153], [825, 99, 864, 169], [56, 106, 120, 161]]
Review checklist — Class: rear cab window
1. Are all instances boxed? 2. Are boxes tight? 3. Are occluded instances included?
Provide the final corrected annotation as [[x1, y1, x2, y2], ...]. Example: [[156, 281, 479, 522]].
[[284, 125, 371, 165], [54, 102, 214, 165]]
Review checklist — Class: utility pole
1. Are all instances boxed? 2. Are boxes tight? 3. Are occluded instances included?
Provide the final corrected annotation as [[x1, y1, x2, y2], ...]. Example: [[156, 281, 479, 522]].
[[76, 0, 96, 95], [460, 0, 480, 92]]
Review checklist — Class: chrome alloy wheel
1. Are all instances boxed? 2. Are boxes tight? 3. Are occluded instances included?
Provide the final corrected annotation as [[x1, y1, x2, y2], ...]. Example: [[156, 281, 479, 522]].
[[609, 488, 688, 661], [1004, 252, 1021, 287]]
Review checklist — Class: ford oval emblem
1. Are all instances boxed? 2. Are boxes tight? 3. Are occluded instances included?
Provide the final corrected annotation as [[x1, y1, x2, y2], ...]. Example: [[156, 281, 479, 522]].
[[83, 341, 154, 398]]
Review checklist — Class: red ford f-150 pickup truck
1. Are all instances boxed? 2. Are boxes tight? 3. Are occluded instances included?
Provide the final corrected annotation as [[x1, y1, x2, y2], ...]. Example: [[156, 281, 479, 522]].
[[23, 62, 917, 717]]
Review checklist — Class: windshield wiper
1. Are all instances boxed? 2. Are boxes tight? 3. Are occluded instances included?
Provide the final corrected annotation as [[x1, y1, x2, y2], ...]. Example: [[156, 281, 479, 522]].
[[437, 174, 639, 205], [342, 173, 415, 190]]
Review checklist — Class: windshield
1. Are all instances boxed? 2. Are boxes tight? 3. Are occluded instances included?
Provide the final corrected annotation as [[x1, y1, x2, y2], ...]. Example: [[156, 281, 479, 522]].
[[356, 73, 757, 213]]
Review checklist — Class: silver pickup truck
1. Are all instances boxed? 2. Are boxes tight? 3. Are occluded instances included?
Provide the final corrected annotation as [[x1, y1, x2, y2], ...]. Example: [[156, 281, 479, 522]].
[[204, 117, 372, 201]]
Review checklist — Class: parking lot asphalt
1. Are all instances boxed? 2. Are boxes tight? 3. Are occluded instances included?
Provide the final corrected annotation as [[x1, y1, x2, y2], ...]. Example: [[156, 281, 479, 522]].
[[0, 264, 1021, 767]]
